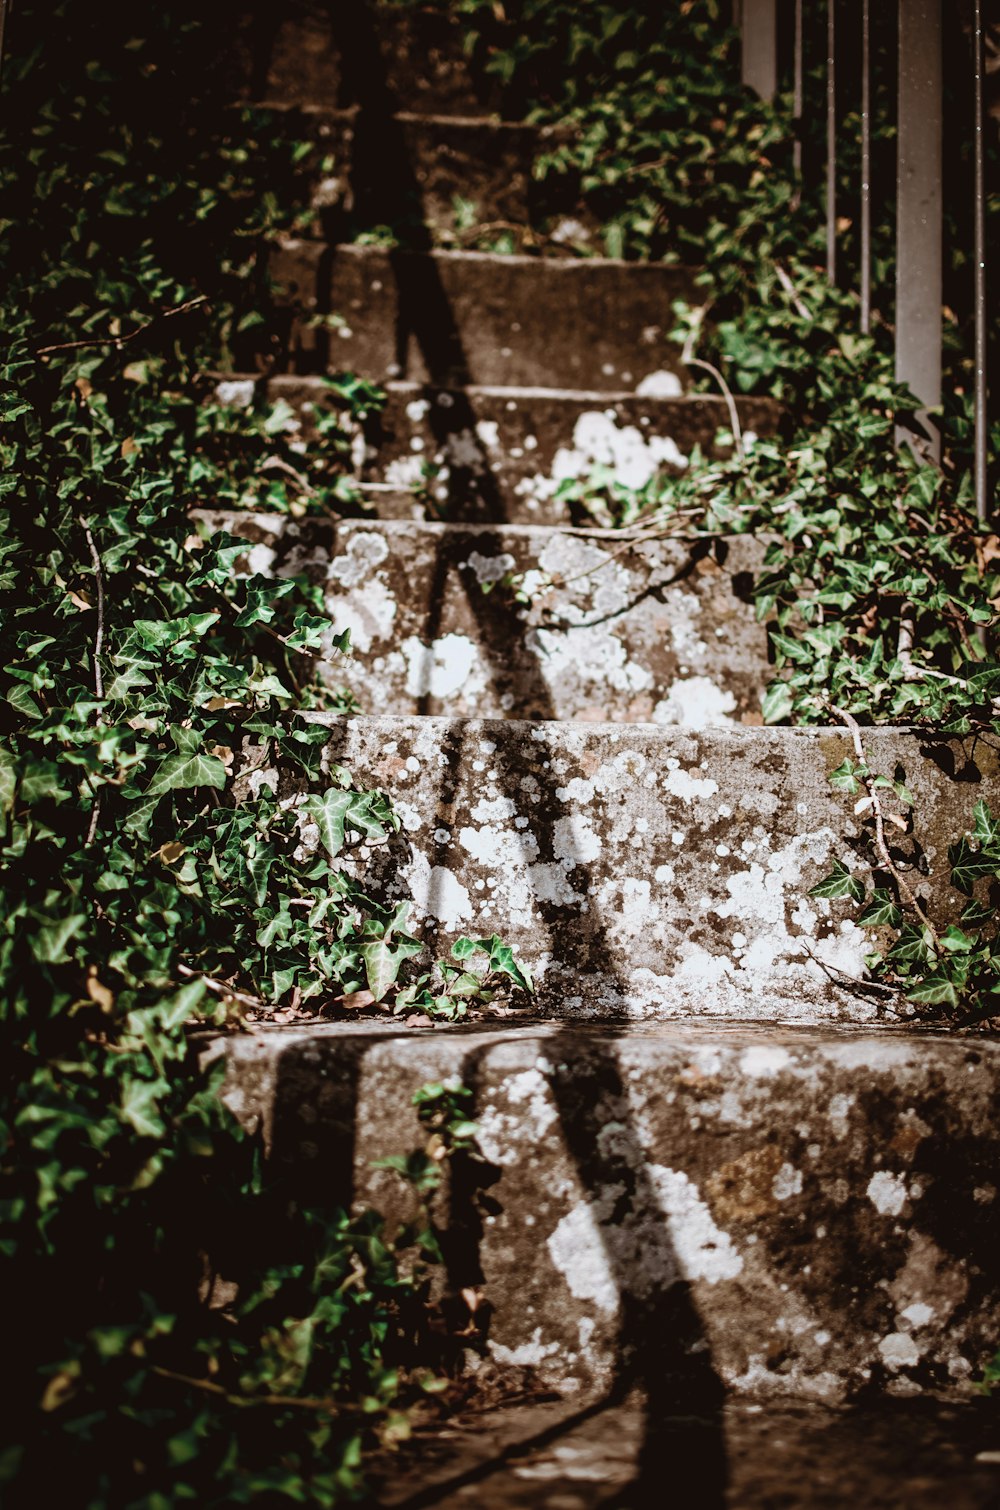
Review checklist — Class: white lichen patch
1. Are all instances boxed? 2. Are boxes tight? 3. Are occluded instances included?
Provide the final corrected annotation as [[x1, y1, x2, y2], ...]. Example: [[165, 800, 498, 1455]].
[[215, 378, 256, 408], [653, 677, 737, 730], [552, 813, 603, 867], [549, 410, 689, 492], [325, 576, 397, 654], [772, 1163, 803, 1201], [739, 1046, 792, 1077], [488, 1333, 561, 1369], [636, 370, 683, 398], [662, 766, 719, 803], [463, 550, 516, 585], [528, 862, 584, 906], [400, 633, 487, 701], [878, 1332, 921, 1370], [242, 543, 277, 578], [403, 851, 474, 930], [326, 531, 391, 588], [547, 1165, 742, 1318], [384, 455, 426, 489], [867, 1170, 908, 1217], [477, 1069, 560, 1169]]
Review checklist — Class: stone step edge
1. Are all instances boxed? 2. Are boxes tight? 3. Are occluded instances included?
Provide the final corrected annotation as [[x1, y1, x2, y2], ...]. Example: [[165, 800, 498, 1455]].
[[193, 507, 770, 549], [275, 234, 701, 277], [299, 710, 937, 741], [265, 373, 772, 409], [253, 100, 556, 135]]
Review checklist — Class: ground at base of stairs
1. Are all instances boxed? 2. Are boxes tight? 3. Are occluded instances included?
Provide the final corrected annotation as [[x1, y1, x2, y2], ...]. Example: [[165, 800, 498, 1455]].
[[381, 1391, 1000, 1509]]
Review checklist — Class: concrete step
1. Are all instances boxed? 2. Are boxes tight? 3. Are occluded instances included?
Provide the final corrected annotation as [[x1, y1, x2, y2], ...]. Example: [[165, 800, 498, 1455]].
[[219, 1019, 1000, 1404], [260, 106, 591, 251], [270, 242, 698, 391], [258, 376, 783, 523], [234, 0, 497, 118], [383, 1391, 1000, 1507], [272, 716, 999, 1022], [202, 514, 770, 723]]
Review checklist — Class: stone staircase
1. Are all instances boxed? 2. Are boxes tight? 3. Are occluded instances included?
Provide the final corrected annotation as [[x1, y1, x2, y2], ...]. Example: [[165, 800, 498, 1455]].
[[218, 4, 1000, 1499]]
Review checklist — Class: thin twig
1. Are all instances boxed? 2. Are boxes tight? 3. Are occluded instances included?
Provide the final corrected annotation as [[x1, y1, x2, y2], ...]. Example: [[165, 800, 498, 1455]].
[[679, 306, 744, 462], [259, 454, 318, 498], [177, 962, 266, 1012], [36, 295, 209, 358], [827, 702, 939, 942], [79, 518, 105, 700], [79, 517, 106, 845], [774, 262, 812, 321], [151, 1365, 350, 1416], [684, 358, 744, 462]]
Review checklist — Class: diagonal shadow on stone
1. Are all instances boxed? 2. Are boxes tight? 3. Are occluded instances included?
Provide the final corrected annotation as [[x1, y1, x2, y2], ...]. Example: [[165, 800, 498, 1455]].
[[273, 2, 732, 1494]]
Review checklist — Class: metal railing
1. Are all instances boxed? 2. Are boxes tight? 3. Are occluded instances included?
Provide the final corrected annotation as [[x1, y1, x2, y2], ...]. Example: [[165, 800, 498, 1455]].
[[738, 0, 989, 519]]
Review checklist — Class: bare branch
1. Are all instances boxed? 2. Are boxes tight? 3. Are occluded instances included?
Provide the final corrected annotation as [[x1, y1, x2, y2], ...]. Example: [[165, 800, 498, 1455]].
[[37, 296, 209, 359], [827, 702, 939, 943]]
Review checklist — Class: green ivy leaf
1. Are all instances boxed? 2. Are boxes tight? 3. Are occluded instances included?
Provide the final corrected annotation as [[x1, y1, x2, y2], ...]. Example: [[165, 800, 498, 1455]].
[[145, 752, 228, 794], [808, 859, 865, 903], [359, 936, 423, 1001]]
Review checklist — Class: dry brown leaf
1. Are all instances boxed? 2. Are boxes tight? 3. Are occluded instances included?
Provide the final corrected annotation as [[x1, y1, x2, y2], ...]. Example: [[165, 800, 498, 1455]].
[[210, 744, 235, 771], [336, 989, 376, 1011], [74, 376, 93, 399], [86, 966, 115, 1013], [67, 590, 92, 612], [120, 437, 138, 459], [157, 840, 186, 866]]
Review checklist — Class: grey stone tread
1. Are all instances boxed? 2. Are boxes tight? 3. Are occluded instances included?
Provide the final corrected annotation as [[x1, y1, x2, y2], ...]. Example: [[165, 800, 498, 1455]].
[[220, 1021, 1000, 1406], [383, 1392, 1000, 1508], [281, 714, 1000, 1021], [201, 512, 770, 723], [271, 242, 699, 390], [259, 376, 782, 523]]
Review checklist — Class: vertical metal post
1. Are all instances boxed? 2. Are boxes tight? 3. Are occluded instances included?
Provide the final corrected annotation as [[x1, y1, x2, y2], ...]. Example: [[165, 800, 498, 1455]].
[[826, 0, 837, 283], [896, 0, 942, 456], [793, 0, 804, 186], [741, 0, 777, 101], [973, 0, 989, 522], [860, 0, 872, 332]]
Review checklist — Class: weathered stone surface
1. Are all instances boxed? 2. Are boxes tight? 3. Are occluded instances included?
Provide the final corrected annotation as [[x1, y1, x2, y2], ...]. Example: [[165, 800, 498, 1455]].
[[271, 242, 698, 390], [233, 0, 497, 117], [258, 376, 783, 523], [293, 715, 1000, 1021], [220, 1020, 1000, 1403], [199, 513, 770, 723]]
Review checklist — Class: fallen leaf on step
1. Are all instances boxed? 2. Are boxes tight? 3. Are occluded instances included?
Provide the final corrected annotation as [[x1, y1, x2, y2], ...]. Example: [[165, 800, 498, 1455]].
[[336, 989, 376, 1010]]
